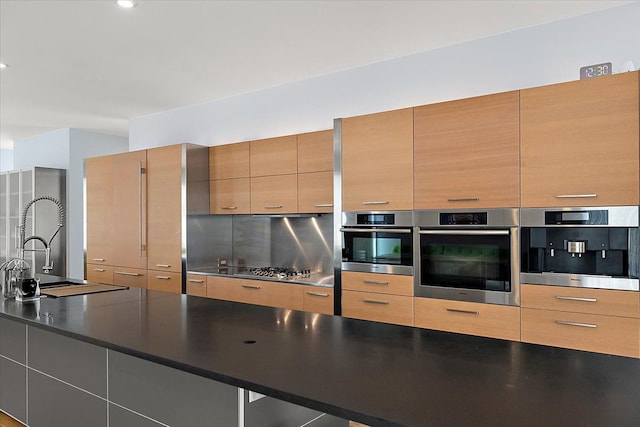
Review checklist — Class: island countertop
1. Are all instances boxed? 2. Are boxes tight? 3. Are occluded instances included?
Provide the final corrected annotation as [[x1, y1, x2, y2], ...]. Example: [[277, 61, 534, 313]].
[[2, 287, 640, 427]]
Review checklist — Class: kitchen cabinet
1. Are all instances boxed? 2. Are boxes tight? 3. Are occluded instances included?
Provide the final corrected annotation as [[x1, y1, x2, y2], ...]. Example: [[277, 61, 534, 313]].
[[209, 142, 250, 180], [112, 267, 147, 289], [251, 174, 298, 214], [147, 271, 182, 294], [298, 171, 333, 213], [341, 108, 413, 211], [206, 275, 304, 311], [209, 142, 251, 214], [186, 274, 207, 297], [414, 298, 520, 341], [303, 287, 334, 315], [250, 135, 298, 177], [86, 264, 113, 285], [86, 156, 113, 268], [414, 91, 520, 209], [520, 71, 639, 207], [521, 284, 640, 357], [341, 271, 413, 326], [297, 130, 333, 173]]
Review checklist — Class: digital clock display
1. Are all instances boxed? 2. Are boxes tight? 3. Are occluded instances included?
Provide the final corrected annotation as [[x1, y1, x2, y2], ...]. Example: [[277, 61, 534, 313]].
[[580, 62, 612, 79]]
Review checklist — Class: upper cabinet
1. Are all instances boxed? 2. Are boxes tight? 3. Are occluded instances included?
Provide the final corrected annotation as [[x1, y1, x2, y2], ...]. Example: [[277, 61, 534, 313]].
[[209, 142, 251, 214], [86, 156, 114, 266], [297, 130, 334, 213], [342, 108, 414, 211], [414, 91, 520, 209], [209, 142, 250, 180], [250, 135, 297, 177], [521, 71, 639, 207]]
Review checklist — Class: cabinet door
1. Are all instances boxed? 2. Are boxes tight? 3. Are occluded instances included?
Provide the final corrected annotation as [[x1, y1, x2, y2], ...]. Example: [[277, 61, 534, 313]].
[[251, 174, 298, 214], [297, 130, 333, 173], [147, 145, 182, 274], [342, 108, 414, 211], [414, 91, 520, 209], [303, 287, 334, 315], [298, 171, 333, 213], [210, 178, 251, 214], [186, 274, 207, 297], [209, 142, 250, 180], [521, 71, 639, 207], [86, 156, 114, 265], [112, 150, 147, 269], [250, 135, 297, 177], [147, 271, 182, 294]]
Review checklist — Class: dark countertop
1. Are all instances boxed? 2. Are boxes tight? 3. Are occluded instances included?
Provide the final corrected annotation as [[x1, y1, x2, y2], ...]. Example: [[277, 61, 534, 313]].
[[2, 288, 640, 427]]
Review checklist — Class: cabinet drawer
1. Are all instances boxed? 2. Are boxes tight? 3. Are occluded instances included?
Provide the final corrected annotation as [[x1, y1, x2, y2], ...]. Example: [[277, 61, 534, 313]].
[[342, 290, 413, 326], [521, 308, 640, 358], [147, 271, 182, 294], [303, 288, 334, 315], [521, 284, 640, 318], [186, 275, 207, 297], [86, 264, 113, 285], [206, 276, 303, 311], [342, 271, 413, 296], [414, 298, 520, 341], [112, 267, 147, 289]]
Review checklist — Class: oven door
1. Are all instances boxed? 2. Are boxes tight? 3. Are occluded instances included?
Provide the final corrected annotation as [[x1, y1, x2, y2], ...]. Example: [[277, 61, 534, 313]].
[[415, 229, 519, 305], [341, 227, 413, 275]]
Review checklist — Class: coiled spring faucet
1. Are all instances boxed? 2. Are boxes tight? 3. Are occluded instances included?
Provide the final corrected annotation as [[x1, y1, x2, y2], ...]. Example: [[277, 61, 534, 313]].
[[18, 195, 65, 273]]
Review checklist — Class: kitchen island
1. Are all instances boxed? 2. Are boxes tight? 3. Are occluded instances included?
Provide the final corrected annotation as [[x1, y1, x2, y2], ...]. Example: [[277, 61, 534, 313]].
[[2, 286, 640, 427]]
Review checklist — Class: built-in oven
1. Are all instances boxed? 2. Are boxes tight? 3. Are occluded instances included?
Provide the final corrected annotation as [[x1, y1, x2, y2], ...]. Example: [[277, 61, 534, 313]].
[[520, 206, 639, 291], [341, 211, 413, 275], [414, 208, 519, 306]]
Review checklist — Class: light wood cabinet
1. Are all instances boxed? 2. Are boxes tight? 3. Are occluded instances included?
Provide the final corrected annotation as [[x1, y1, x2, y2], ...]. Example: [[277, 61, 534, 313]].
[[147, 145, 182, 274], [298, 171, 333, 213], [209, 142, 250, 180], [303, 287, 334, 315], [297, 130, 333, 173], [147, 271, 182, 294], [414, 91, 520, 209], [112, 150, 147, 269], [210, 178, 251, 214], [521, 284, 640, 357], [86, 156, 114, 266], [186, 274, 207, 297], [86, 264, 113, 285], [250, 174, 298, 214], [414, 298, 521, 341], [250, 135, 298, 177], [112, 267, 147, 289], [206, 276, 304, 311], [341, 108, 414, 211], [520, 71, 639, 207], [342, 271, 413, 296], [342, 290, 413, 326]]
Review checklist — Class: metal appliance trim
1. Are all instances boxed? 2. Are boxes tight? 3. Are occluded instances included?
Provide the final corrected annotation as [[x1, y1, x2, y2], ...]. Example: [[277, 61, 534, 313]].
[[342, 262, 413, 276], [520, 272, 639, 291], [520, 206, 639, 227], [414, 207, 519, 228], [340, 227, 412, 234], [342, 210, 414, 227], [333, 119, 343, 315], [415, 285, 516, 306], [419, 230, 509, 236]]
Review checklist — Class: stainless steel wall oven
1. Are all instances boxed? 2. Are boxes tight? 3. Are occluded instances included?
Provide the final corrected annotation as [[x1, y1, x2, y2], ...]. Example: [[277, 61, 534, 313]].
[[520, 206, 639, 291], [341, 211, 413, 275], [414, 208, 519, 306]]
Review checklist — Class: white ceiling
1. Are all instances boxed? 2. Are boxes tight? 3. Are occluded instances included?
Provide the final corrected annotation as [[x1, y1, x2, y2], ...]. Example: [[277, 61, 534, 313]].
[[0, 0, 633, 149]]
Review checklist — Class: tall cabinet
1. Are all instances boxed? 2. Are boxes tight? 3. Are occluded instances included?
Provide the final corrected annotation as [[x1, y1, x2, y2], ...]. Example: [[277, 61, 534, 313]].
[[85, 144, 208, 293], [0, 167, 67, 277]]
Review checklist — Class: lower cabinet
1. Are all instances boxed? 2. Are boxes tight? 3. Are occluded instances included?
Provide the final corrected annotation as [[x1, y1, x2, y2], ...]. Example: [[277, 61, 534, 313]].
[[186, 274, 207, 297], [521, 284, 640, 357], [303, 288, 334, 315], [147, 270, 182, 294], [414, 298, 521, 341], [86, 264, 114, 285], [112, 267, 147, 289]]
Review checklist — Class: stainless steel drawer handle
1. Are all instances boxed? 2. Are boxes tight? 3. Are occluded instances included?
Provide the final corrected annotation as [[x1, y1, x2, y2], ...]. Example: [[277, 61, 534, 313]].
[[340, 228, 412, 234], [362, 201, 389, 205], [555, 320, 597, 329], [314, 203, 334, 208], [264, 205, 283, 209], [92, 268, 106, 272], [155, 264, 170, 268], [92, 258, 106, 262], [242, 284, 262, 290], [115, 271, 141, 277], [155, 276, 170, 280], [555, 296, 597, 303], [363, 299, 389, 305], [363, 280, 389, 286], [446, 308, 479, 315], [447, 197, 480, 202], [555, 194, 597, 199], [188, 279, 204, 284], [222, 206, 238, 210], [306, 291, 330, 297]]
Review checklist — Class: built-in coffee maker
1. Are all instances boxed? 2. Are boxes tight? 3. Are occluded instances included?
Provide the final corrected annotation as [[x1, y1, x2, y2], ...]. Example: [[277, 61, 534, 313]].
[[520, 206, 639, 291]]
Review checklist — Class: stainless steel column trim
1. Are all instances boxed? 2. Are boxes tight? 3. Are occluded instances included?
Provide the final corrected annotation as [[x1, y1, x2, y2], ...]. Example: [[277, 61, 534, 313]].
[[333, 118, 343, 316]]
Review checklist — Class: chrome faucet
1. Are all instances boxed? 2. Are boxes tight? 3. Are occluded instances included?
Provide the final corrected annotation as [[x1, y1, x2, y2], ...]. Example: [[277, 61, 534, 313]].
[[18, 196, 65, 273]]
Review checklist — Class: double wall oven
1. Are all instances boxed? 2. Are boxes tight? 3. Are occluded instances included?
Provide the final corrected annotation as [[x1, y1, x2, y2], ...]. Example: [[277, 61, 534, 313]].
[[414, 209, 519, 306], [341, 211, 413, 275]]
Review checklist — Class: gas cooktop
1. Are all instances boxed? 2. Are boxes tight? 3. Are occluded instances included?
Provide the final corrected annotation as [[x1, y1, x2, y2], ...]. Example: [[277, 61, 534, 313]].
[[248, 267, 312, 280]]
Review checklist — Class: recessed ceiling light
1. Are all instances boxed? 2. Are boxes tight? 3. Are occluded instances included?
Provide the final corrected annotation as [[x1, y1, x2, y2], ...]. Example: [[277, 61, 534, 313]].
[[116, 0, 136, 8], [0, 63, 8, 69]]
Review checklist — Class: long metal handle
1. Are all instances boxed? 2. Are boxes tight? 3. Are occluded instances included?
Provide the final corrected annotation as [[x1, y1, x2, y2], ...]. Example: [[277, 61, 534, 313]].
[[555, 194, 597, 199], [92, 258, 106, 262], [362, 201, 389, 205], [155, 276, 170, 280], [264, 205, 283, 209], [115, 271, 142, 277], [363, 299, 389, 305], [306, 291, 330, 297], [340, 228, 412, 234], [420, 230, 509, 236], [222, 206, 238, 210], [363, 280, 389, 286], [446, 308, 479, 315], [314, 203, 334, 208], [155, 264, 171, 268], [92, 268, 106, 272], [555, 296, 597, 303], [188, 279, 204, 284], [555, 320, 597, 328], [139, 161, 147, 256], [447, 197, 480, 202], [242, 284, 262, 290]]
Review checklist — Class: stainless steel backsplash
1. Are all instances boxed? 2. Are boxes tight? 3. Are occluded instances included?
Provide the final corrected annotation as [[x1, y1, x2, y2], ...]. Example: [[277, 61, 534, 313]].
[[187, 214, 334, 274]]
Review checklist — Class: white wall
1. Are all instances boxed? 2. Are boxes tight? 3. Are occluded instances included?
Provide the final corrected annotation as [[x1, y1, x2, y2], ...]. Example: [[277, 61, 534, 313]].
[[12, 129, 71, 169], [0, 149, 13, 172], [130, 3, 640, 150]]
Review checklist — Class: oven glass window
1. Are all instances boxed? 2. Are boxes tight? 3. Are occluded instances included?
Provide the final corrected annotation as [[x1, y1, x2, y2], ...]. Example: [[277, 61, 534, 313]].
[[420, 233, 511, 292], [343, 231, 412, 266]]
